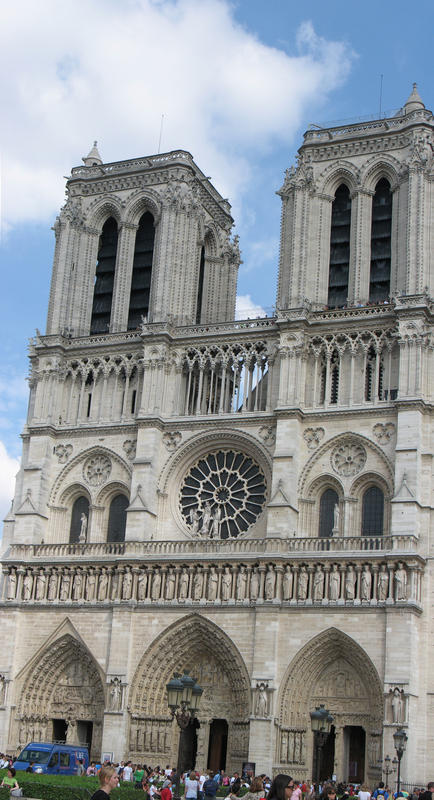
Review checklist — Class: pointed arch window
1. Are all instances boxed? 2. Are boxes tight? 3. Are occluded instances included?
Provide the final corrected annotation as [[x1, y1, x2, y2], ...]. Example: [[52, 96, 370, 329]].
[[107, 494, 129, 542], [328, 184, 351, 308], [128, 212, 155, 330], [319, 488, 339, 538], [90, 217, 118, 334], [369, 178, 392, 303], [361, 486, 384, 536], [69, 496, 89, 544], [196, 246, 205, 324]]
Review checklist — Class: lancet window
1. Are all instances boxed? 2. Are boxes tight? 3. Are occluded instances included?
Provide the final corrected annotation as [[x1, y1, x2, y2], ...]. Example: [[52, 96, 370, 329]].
[[90, 217, 119, 334], [328, 184, 351, 308], [107, 494, 129, 542], [361, 486, 384, 536], [319, 488, 339, 538], [196, 246, 205, 324], [128, 212, 155, 329], [369, 178, 392, 303], [69, 496, 90, 544]]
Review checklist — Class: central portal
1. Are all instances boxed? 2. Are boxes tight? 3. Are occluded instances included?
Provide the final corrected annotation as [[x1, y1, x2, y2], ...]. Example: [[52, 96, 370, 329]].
[[207, 719, 228, 773]]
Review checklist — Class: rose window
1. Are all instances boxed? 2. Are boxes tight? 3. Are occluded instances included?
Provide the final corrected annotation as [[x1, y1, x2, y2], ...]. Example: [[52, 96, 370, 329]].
[[180, 450, 267, 539], [83, 454, 112, 486], [331, 442, 367, 477]]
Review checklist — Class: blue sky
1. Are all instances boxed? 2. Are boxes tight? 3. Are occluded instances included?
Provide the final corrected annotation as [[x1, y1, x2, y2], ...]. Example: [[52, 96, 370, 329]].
[[0, 0, 432, 523]]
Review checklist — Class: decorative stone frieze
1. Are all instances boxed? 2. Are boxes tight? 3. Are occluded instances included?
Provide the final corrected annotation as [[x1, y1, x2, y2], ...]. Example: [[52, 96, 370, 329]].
[[303, 427, 325, 449], [54, 443, 73, 463]]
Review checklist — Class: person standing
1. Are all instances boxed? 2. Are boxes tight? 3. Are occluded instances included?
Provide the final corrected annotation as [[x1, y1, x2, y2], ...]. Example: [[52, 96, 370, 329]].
[[419, 784, 434, 800], [90, 766, 119, 799], [185, 771, 199, 800], [204, 773, 219, 800], [358, 785, 371, 800], [267, 775, 295, 800]]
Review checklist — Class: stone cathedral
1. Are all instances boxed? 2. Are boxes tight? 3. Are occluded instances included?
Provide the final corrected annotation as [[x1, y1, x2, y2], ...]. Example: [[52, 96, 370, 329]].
[[1, 85, 433, 785]]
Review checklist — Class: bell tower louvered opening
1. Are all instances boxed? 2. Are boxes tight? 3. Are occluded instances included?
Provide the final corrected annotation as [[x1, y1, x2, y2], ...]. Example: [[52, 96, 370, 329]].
[[328, 184, 351, 309], [90, 217, 118, 334], [369, 178, 392, 303], [128, 211, 155, 329]]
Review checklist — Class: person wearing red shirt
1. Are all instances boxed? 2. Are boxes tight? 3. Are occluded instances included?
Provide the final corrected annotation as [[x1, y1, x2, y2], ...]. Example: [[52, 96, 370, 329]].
[[161, 780, 173, 800]]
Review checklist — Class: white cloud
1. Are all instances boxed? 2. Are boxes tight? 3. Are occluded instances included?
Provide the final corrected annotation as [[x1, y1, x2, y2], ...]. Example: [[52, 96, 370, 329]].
[[0, 0, 354, 228], [0, 441, 19, 526], [235, 294, 267, 320]]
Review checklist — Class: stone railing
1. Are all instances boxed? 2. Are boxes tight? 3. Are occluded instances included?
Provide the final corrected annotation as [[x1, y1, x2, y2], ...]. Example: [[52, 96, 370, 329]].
[[4, 534, 419, 563], [1, 553, 423, 607], [302, 108, 431, 142], [70, 150, 195, 179]]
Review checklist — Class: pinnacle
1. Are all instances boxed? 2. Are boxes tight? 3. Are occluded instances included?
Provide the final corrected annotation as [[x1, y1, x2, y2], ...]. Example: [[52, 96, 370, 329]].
[[82, 140, 103, 166]]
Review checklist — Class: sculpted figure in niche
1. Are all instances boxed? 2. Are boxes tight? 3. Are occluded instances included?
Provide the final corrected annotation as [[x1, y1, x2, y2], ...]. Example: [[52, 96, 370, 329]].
[[391, 687, 404, 723], [48, 571, 58, 601], [329, 564, 340, 600], [0, 675, 5, 706], [179, 568, 189, 600], [255, 683, 268, 717], [236, 566, 247, 600], [98, 569, 108, 601], [282, 565, 293, 601], [313, 565, 324, 601], [79, 513, 88, 544], [165, 569, 175, 600], [111, 570, 120, 600], [7, 571, 17, 600], [59, 570, 70, 601], [137, 570, 147, 601], [122, 569, 133, 600], [189, 507, 201, 535], [345, 565, 356, 600], [207, 567, 218, 601], [72, 570, 83, 601], [151, 570, 161, 600], [395, 562, 407, 601], [221, 567, 232, 601], [86, 570, 96, 601], [265, 566, 276, 600], [333, 503, 340, 532], [377, 564, 389, 601], [280, 731, 288, 762], [250, 569, 259, 601], [35, 571, 46, 601], [23, 571, 33, 601], [109, 678, 122, 712], [193, 570, 203, 600], [200, 501, 212, 536], [66, 719, 77, 744], [360, 564, 372, 601], [297, 566, 308, 600], [210, 505, 222, 539]]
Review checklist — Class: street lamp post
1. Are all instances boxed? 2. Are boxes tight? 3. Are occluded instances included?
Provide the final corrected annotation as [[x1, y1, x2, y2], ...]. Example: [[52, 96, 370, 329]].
[[378, 754, 397, 785], [310, 705, 334, 785], [393, 727, 408, 794], [166, 670, 203, 729]]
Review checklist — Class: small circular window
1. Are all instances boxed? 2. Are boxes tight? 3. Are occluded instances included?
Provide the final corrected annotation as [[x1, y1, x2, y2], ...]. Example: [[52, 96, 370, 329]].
[[179, 450, 267, 539]]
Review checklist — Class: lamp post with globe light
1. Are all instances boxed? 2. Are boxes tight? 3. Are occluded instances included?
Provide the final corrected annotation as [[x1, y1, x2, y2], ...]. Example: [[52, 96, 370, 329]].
[[393, 727, 408, 794], [310, 705, 334, 784]]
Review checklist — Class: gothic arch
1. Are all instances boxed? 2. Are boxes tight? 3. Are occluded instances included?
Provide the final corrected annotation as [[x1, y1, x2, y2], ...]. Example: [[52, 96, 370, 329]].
[[124, 189, 162, 226], [318, 161, 360, 196], [129, 613, 251, 720], [360, 155, 401, 193], [50, 445, 132, 505], [87, 196, 124, 231]]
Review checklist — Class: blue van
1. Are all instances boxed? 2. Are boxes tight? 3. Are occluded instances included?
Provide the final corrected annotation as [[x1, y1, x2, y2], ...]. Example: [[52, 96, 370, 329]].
[[13, 742, 89, 775]]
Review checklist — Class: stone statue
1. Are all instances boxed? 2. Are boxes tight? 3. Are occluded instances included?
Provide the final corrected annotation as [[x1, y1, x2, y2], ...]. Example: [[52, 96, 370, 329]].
[[137, 570, 147, 601], [313, 565, 324, 601], [395, 562, 407, 600], [329, 564, 340, 600], [48, 572, 58, 600], [72, 570, 83, 601], [391, 687, 404, 723], [360, 564, 372, 601], [250, 570, 259, 601], [151, 570, 161, 600], [179, 569, 189, 600], [79, 513, 88, 543], [193, 570, 203, 600], [165, 569, 175, 600], [282, 566, 293, 601], [280, 732, 288, 762], [200, 501, 212, 536], [23, 571, 33, 601], [264, 566, 276, 600], [236, 566, 247, 600], [109, 678, 122, 711], [86, 571, 96, 601], [7, 571, 17, 600], [255, 683, 268, 717], [0, 675, 5, 706], [207, 567, 218, 601], [297, 566, 308, 600], [98, 569, 108, 601], [66, 719, 77, 744], [122, 569, 133, 600], [377, 564, 389, 601], [345, 565, 356, 600], [35, 571, 46, 600], [189, 507, 201, 535], [333, 503, 340, 532], [111, 570, 120, 600], [59, 570, 70, 601], [210, 505, 222, 539], [221, 567, 232, 601]]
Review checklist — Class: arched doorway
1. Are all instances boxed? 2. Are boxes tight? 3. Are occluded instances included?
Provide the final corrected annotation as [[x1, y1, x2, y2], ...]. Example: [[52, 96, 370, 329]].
[[129, 614, 250, 773], [277, 628, 383, 785], [14, 633, 105, 759]]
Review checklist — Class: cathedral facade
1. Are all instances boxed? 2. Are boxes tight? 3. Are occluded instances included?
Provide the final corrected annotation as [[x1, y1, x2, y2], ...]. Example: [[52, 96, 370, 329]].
[[1, 85, 433, 785]]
